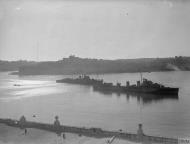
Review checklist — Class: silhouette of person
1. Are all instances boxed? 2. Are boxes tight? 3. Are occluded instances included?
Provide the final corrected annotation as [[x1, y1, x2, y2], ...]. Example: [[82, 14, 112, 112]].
[[62, 133, 65, 139], [24, 129, 27, 135]]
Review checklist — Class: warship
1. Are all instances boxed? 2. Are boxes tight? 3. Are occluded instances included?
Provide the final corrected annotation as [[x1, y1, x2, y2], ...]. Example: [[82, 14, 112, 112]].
[[56, 75, 103, 85], [56, 75, 179, 95]]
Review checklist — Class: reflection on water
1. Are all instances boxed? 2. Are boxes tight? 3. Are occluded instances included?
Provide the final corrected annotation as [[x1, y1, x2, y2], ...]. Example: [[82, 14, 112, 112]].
[[0, 71, 190, 138], [136, 94, 178, 105], [0, 78, 65, 101], [93, 88, 179, 105]]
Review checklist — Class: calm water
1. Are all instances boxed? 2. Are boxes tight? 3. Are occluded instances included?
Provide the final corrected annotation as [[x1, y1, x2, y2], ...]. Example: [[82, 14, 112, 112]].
[[0, 71, 190, 138]]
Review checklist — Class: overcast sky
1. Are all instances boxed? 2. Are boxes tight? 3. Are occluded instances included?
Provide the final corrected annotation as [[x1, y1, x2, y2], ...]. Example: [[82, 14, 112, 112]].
[[0, 0, 190, 61]]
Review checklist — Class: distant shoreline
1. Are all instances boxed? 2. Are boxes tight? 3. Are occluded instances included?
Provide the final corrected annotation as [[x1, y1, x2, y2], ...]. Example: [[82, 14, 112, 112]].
[[1, 56, 190, 75], [8, 69, 171, 76]]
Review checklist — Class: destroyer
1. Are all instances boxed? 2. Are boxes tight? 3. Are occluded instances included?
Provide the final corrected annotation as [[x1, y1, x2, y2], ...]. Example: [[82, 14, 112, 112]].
[[56, 75, 179, 95], [56, 75, 103, 85]]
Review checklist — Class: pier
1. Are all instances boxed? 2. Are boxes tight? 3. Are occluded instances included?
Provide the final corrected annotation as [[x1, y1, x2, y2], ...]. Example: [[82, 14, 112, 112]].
[[0, 117, 178, 144]]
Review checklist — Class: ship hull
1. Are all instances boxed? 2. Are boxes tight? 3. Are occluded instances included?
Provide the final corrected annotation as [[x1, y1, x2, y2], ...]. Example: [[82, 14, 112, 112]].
[[93, 85, 179, 95], [56, 78, 103, 85]]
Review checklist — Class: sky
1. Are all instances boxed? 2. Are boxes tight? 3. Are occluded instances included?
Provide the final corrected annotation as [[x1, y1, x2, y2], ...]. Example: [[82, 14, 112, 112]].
[[0, 0, 190, 61]]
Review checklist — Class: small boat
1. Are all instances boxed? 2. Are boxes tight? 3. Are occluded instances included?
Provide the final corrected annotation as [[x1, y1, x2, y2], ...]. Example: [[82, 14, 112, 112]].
[[13, 84, 21, 87]]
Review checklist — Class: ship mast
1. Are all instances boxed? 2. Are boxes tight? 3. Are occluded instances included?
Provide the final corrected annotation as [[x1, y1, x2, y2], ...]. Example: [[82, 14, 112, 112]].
[[140, 71, 143, 85], [36, 41, 39, 62], [139, 70, 143, 131]]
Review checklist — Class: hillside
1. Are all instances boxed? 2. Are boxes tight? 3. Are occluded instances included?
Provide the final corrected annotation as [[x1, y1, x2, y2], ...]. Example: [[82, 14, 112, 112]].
[[0, 60, 36, 72], [15, 56, 190, 75]]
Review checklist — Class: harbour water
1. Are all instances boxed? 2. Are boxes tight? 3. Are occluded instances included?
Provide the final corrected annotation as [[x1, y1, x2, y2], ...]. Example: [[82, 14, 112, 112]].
[[0, 71, 190, 138]]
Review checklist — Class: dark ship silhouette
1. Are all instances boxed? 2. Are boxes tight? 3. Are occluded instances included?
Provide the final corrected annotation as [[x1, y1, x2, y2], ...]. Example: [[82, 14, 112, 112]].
[[56, 75, 103, 85], [56, 75, 179, 95]]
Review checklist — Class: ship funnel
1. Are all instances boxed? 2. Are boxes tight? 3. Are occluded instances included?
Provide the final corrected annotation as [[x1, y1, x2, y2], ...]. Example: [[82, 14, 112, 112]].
[[137, 124, 144, 140], [126, 81, 130, 87], [117, 83, 121, 87], [137, 81, 140, 87]]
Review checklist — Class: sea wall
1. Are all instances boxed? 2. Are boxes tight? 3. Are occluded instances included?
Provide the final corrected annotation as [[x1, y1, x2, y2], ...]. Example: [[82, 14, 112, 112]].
[[0, 118, 178, 144]]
